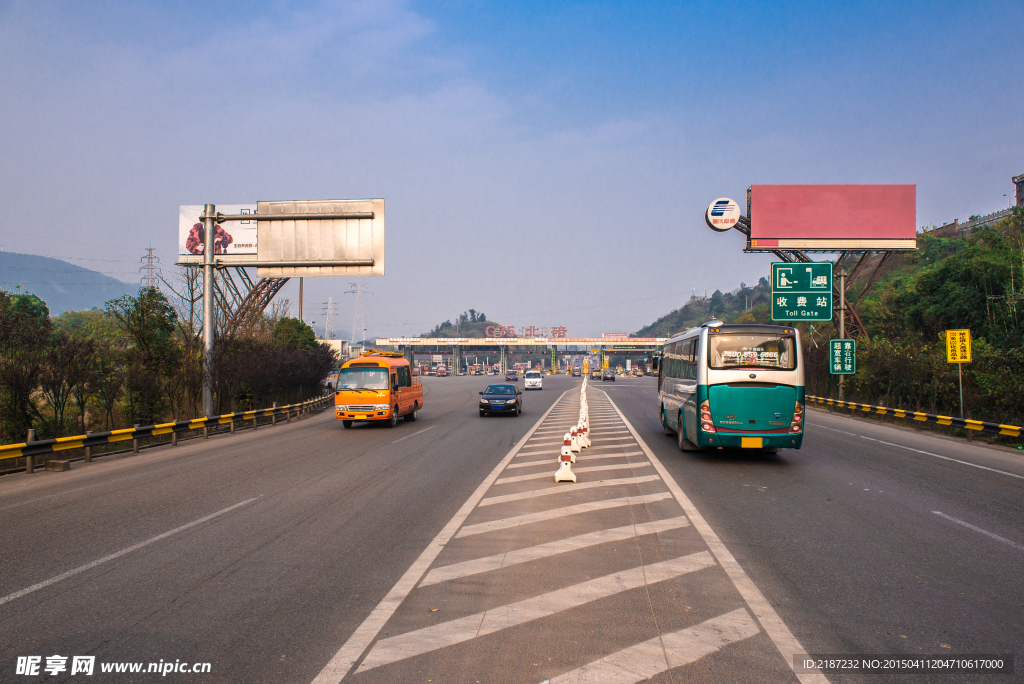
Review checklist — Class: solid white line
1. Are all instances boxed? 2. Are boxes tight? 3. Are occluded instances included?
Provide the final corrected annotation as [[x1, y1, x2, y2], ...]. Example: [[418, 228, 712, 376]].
[[600, 390, 829, 684], [390, 425, 438, 444], [420, 516, 690, 587], [816, 425, 1024, 481], [479, 474, 662, 507], [495, 462, 652, 484], [310, 390, 571, 684], [0, 498, 258, 608], [356, 552, 716, 672], [505, 451, 645, 468], [548, 607, 760, 683], [932, 511, 1024, 552], [454, 492, 674, 538]]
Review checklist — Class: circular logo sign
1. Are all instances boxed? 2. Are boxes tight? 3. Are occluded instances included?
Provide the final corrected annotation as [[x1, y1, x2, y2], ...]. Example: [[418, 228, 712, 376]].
[[705, 198, 741, 232]]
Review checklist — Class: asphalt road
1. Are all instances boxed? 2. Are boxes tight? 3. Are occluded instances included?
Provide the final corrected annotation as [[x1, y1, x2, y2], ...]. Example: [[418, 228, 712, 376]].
[[0, 376, 569, 683], [604, 376, 1024, 683], [2, 374, 1021, 683]]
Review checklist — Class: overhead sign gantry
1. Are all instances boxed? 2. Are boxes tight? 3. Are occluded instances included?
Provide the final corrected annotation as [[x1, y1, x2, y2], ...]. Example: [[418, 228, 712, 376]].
[[180, 199, 386, 417]]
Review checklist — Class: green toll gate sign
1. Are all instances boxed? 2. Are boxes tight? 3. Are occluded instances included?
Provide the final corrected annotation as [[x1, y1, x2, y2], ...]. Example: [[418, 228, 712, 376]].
[[829, 339, 855, 374], [771, 262, 833, 321]]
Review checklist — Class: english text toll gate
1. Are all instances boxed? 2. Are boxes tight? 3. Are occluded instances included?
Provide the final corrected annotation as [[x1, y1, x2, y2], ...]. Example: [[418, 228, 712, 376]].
[[374, 337, 666, 374]]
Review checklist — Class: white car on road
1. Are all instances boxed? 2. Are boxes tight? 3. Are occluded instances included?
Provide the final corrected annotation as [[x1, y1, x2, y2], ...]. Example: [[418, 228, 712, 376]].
[[524, 370, 543, 390]]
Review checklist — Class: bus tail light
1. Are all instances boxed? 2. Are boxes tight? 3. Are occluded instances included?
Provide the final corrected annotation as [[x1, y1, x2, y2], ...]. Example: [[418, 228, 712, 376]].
[[700, 400, 716, 433], [791, 402, 804, 432]]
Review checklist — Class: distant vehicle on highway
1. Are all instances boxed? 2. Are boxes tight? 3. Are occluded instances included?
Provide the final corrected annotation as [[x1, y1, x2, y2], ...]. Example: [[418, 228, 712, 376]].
[[335, 350, 422, 429], [602, 369, 616, 381], [505, 370, 519, 381], [436, 365, 448, 377], [479, 384, 522, 417], [591, 369, 601, 379], [657, 322, 803, 453], [572, 367, 581, 377], [524, 370, 543, 390]]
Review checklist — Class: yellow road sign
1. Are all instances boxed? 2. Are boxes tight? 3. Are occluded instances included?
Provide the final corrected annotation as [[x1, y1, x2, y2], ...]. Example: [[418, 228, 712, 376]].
[[583, 361, 589, 373], [945, 329, 971, 363]]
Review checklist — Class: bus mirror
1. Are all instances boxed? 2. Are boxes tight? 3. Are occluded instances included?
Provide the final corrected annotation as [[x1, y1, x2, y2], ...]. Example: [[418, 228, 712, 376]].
[[652, 357, 660, 372]]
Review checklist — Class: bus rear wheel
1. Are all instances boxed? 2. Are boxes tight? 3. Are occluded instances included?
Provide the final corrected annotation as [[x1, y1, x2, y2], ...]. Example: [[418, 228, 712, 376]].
[[678, 414, 700, 451], [662, 407, 674, 435], [404, 403, 418, 422]]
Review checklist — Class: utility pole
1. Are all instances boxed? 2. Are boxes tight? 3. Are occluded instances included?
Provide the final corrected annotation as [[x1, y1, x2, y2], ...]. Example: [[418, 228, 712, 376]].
[[323, 296, 337, 339], [140, 246, 162, 288], [838, 270, 846, 402], [202, 204, 216, 417], [345, 283, 372, 349]]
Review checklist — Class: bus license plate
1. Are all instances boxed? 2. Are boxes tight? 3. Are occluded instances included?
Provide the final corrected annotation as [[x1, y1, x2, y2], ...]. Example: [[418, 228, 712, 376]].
[[741, 437, 763, 449]]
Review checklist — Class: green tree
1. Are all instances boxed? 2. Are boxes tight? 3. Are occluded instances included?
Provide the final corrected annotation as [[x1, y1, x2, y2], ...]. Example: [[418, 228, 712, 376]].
[[0, 291, 52, 442], [273, 317, 317, 349]]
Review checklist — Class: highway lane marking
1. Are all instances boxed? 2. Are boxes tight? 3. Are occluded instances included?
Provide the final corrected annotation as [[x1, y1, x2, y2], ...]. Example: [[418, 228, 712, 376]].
[[479, 474, 662, 507], [495, 462, 652, 485], [454, 492, 674, 538], [419, 516, 691, 587], [506, 451, 645, 468], [816, 425, 1024, 481], [0, 498, 258, 608], [932, 511, 1024, 552], [389, 425, 438, 444], [355, 552, 717, 673], [310, 390, 573, 684], [601, 390, 830, 684], [547, 607, 760, 684]]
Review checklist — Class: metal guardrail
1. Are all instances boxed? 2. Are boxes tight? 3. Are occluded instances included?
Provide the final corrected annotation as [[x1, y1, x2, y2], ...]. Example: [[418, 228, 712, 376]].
[[806, 395, 1022, 438], [0, 396, 332, 465]]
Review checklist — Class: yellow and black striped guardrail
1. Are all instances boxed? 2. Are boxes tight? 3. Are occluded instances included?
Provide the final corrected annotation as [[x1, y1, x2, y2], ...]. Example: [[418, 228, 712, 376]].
[[806, 395, 1022, 438], [0, 395, 332, 465]]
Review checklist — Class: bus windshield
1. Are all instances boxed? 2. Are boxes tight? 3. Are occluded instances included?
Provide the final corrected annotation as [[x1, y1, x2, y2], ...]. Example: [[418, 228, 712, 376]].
[[707, 334, 796, 370], [339, 367, 390, 390]]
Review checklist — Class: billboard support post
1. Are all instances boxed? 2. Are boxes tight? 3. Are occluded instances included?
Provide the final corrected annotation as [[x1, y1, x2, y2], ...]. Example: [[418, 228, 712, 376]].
[[202, 203, 216, 418]]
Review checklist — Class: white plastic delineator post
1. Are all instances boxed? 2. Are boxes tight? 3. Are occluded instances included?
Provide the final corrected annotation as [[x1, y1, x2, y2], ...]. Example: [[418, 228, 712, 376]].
[[561, 433, 576, 463], [555, 448, 576, 482], [578, 420, 590, 448], [570, 427, 581, 453]]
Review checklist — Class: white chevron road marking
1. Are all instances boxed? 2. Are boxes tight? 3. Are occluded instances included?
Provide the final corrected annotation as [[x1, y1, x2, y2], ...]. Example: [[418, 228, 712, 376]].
[[419, 516, 690, 587], [454, 492, 674, 538], [547, 608, 760, 683], [356, 551, 716, 673]]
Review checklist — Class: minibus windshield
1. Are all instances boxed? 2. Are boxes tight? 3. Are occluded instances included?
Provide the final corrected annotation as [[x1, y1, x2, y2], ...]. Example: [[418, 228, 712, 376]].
[[339, 367, 390, 390], [707, 334, 796, 370]]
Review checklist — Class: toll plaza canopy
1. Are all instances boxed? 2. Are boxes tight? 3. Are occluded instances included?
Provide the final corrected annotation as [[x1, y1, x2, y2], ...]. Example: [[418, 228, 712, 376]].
[[375, 337, 666, 352]]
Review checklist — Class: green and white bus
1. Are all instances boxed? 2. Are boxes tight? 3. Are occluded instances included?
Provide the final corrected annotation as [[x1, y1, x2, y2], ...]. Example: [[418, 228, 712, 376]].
[[657, 322, 804, 452]]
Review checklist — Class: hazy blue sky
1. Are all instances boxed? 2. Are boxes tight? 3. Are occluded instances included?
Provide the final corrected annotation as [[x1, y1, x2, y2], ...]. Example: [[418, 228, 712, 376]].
[[1, 0, 1021, 337]]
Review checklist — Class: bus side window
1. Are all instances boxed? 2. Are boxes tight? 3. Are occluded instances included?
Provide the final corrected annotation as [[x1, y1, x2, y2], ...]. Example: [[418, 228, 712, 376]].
[[391, 372, 397, 390], [398, 366, 411, 387]]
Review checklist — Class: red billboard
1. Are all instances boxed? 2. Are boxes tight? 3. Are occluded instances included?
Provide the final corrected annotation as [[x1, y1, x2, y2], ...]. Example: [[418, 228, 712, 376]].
[[748, 185, 916, 251]]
